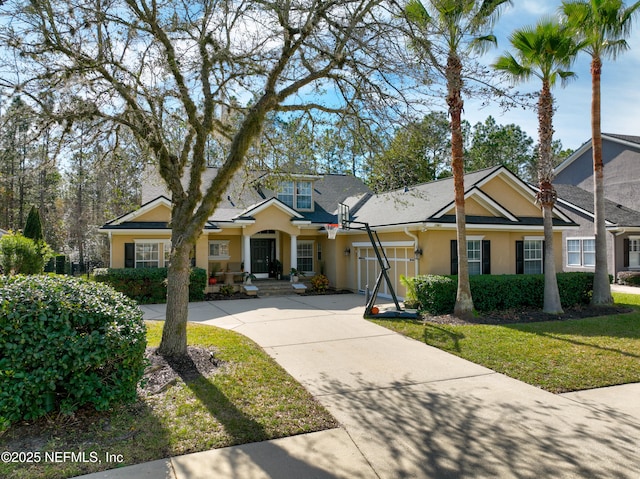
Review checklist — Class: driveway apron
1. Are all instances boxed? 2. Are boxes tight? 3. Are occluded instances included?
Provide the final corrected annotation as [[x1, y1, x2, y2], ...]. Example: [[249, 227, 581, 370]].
[[142, 294, 640, 478]]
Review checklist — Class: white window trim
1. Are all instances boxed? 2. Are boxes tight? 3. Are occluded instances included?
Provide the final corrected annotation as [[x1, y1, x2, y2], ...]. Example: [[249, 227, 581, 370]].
[[209, 240, 231, 260], [133, 240, 171, 268], [523, 238, 544, 274], [297, 240, 314, 274], [277, 180, 314, 212], [629, 236, 640, 269], [566, 237, 595, 268]]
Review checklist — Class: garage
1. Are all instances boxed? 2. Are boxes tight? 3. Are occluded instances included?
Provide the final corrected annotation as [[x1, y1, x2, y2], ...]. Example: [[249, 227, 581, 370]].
[[355, 241, 416, 300]]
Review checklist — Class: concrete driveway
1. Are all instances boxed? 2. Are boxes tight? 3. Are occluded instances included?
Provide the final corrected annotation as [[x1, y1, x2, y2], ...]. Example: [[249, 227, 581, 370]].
[[129, 293, 640, 479]]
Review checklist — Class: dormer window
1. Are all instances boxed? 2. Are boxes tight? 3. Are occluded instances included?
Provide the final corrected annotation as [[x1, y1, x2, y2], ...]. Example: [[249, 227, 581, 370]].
[[277, 180, 313, 211]]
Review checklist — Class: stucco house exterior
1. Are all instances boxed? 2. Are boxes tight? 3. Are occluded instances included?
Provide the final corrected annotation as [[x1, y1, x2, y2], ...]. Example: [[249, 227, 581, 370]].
[[100, 165, 577, 299], [553, 134, 640, 278]]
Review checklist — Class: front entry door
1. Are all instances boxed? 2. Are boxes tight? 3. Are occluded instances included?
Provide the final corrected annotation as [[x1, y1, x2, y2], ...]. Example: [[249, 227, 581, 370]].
[[251, 239, 276, 276]]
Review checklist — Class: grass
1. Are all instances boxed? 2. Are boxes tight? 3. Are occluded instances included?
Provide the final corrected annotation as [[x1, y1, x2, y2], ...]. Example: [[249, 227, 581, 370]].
[[371, 292, 640, 394], [0, 321, 337, 479]]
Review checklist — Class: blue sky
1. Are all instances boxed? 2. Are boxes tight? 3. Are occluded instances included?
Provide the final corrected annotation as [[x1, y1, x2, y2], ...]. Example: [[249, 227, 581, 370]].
[[462, 0, 640, 151]]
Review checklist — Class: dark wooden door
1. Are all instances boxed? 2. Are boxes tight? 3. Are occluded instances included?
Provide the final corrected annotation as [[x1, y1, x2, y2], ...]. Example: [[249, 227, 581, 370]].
[[251, 239, 275, 274]]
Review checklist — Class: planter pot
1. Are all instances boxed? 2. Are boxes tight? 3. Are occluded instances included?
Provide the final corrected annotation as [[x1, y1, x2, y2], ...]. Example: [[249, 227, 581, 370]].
[[291, 275, 299, 283], [208, 277, 217, 285]]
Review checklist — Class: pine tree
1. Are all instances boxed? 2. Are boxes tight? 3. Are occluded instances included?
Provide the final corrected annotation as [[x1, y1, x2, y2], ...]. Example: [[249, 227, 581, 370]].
[[23, 205, 44, 243]]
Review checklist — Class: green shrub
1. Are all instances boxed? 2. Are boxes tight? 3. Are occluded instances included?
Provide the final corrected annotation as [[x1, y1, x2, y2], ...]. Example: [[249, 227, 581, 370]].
[[409, 273, 595, 315], [310, 274, 330, 292], [0, 232, 52, 275], [93, 267, 207, 304], [617, 271, 640, 287], [411, 275, 457, 315], [0, 275, 147, 425]]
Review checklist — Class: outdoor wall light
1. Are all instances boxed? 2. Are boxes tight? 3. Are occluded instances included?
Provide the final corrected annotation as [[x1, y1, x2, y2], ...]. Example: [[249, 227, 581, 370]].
[[344, 247, 351, 256], [414, 247, 423, 259]]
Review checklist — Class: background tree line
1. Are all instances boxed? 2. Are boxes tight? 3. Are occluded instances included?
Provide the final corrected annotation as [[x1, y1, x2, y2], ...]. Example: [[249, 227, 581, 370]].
[[0, 94, 145, 265], [0, 99, 568, 266]]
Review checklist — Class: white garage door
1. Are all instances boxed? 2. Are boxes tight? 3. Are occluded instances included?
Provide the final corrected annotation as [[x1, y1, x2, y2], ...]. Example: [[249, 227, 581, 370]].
[[356, 242, 415, 300]]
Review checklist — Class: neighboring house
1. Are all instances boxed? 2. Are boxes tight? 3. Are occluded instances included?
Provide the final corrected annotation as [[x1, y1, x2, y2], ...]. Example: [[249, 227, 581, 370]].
[[554, 134, 640, 211], [100, 165, 577, 299], [554, 184, 640, 278], [553, 134, 640, 278]]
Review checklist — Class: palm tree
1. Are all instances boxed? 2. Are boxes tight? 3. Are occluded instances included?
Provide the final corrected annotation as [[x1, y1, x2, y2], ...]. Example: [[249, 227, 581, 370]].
[[561, 0, 640, 305], [405, 0, 511, 319], [494, 19, 582, 314]]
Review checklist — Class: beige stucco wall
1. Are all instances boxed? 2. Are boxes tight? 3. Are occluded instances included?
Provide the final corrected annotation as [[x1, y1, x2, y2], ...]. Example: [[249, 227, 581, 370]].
[[481, 176, 541, 217], [136, 204, 172, 222]]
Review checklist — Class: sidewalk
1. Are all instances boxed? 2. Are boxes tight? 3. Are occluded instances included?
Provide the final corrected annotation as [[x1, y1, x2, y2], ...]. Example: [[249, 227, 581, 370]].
[[78, 294, 640, 479]]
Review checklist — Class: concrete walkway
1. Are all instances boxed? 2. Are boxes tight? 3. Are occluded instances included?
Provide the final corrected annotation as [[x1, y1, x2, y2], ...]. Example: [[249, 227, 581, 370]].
[[78, 292, 640, 479]]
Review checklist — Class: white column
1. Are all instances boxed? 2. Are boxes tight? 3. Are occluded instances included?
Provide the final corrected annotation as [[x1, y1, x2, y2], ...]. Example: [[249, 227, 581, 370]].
[[290, 234, 297, 271], [243, 232, 251, 273]]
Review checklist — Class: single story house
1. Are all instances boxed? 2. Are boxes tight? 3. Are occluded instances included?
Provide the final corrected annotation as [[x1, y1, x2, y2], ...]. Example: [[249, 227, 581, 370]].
[[553, 133, 640, 279], [100, 165, 577, 299]]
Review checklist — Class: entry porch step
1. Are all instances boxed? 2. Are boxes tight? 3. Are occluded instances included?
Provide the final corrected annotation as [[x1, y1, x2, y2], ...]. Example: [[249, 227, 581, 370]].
[[252, 279, 310, 296]]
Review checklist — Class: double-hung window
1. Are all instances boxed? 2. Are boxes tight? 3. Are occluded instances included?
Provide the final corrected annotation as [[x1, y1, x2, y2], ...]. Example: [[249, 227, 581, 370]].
[[524, 239, 543, 274], [297, 241, 314, 273], [135, 242, 164, 268], [566, 238, 595, 267], [277, 180, 313, 210], [629, 237, 640, 268], [467, 240, 482, 276], [209, 240, 230, 260]]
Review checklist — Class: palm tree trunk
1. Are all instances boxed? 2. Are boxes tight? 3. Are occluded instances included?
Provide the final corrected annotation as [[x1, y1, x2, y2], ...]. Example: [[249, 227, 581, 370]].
[[590, 55, 612, 304], [448, 52, 473, 319], [537, 81, 563, 314]]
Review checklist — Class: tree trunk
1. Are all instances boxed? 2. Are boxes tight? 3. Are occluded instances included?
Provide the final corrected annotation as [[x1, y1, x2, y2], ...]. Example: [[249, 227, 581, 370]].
[[537, 81, 563, 314], [542, 203, 563, 314], [448, 52, 473, 319], [157, 239, 191, 357], [590, 56, 612, 304]]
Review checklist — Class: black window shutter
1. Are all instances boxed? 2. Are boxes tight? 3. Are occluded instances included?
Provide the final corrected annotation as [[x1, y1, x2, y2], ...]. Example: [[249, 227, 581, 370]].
[[482, 240, 491, 275], [624, 238, 630, 267], [125, 243, 135, 268], [450, 240, 458, 275], [515, 241, 524, 274]]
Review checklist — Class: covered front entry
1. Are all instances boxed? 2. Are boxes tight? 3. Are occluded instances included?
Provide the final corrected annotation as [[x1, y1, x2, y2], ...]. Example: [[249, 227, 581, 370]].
[[251, 238, 276, 277]]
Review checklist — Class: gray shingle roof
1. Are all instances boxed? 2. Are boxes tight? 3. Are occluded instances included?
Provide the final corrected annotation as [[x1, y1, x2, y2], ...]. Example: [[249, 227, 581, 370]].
[[348, 167, 503, 226], [554, 184, 640, 226], [604, 133, 640, 145], [139, 167, 372, 225]]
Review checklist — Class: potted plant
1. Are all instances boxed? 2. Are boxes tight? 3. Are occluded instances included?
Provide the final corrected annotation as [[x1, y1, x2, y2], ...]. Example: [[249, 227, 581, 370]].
[[243, 271, 257, 285], [290, 268, 305, 283], [208, 263, 221, 285], [274, 259, 283, 280]]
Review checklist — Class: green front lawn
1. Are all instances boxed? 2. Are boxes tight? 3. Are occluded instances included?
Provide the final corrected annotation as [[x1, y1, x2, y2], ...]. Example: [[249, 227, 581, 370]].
[[0, 321, 337, 479], [371, 292, 640, 393]]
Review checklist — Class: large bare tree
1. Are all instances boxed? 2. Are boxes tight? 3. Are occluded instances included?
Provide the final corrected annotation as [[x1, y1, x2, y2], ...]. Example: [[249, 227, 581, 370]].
[[0, 0, 410, 356]]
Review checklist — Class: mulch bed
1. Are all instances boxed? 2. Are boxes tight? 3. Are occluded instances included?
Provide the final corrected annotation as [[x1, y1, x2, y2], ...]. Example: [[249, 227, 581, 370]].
[[424, 304, 634, 326], [139, 347, 223, 396]]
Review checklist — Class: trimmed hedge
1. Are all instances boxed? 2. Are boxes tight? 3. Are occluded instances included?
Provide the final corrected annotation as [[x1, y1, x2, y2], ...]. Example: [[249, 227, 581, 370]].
[[405, 272, 595, 315], [0, 275, 147, 425], [93, 267, 207, 304]]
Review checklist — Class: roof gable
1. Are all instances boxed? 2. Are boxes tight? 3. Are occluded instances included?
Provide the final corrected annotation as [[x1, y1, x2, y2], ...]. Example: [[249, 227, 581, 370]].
[[554, 133, 640, 176], [104, 196, 172, 226]]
